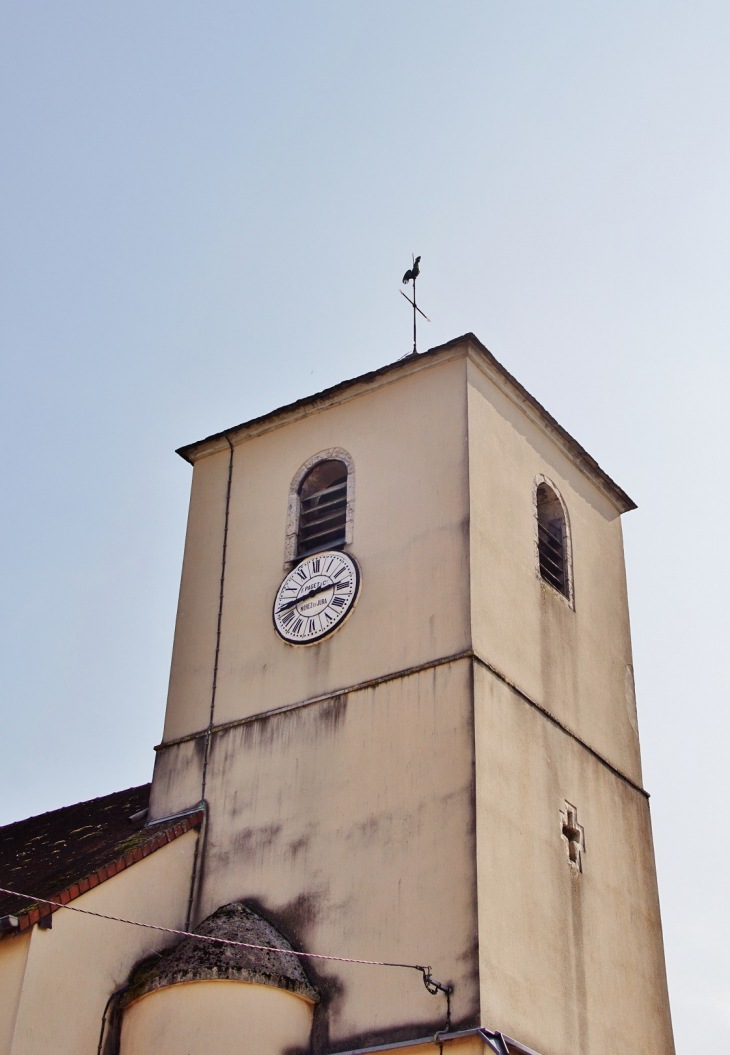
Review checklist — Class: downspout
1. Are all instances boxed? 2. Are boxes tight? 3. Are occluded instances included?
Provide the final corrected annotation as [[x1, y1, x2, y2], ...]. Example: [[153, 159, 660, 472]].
[[96, 983, 131, 1055], [185, 433, 235, 931]]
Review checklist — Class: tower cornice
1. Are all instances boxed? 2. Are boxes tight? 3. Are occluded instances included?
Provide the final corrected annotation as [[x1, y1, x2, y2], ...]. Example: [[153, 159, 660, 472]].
[[176, 333, 636, 515]]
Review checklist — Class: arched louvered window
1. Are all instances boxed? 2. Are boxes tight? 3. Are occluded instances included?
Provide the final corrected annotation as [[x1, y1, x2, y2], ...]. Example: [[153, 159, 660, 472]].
[[296, 459, 349, 559], [284, 448, 355, 567], [536, 480, 571, 600]]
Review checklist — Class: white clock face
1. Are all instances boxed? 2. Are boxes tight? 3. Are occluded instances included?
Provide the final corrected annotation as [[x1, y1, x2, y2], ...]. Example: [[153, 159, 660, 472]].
[[273, 550, 360, 646]]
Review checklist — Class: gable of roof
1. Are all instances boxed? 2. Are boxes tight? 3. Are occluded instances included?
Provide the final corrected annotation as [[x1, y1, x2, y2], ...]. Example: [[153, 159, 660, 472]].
[[175, 333, 636, 514], [0, 784, 202, 934]]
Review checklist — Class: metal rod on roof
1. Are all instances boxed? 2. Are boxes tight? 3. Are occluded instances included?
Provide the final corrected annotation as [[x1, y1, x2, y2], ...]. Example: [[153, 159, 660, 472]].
[[400, 255, 430, 354], [399, 289, 431, 322]]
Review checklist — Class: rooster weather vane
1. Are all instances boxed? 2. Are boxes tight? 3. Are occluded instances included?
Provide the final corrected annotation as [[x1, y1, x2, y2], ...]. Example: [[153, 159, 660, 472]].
[[400, 254, 430, 356]]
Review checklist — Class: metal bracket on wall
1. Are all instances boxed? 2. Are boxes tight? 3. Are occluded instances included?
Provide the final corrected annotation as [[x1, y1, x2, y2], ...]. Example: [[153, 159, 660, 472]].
[[479, 1030, 511, 1055]]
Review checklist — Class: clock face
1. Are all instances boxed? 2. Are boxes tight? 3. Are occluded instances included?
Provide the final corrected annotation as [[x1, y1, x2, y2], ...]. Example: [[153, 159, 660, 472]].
[[273, 550, 360, 646]]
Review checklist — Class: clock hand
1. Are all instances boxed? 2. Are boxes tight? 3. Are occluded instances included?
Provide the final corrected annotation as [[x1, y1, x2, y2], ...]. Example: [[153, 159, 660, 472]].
[[276, 579, 340, 614], [277, 595, 306, 614]]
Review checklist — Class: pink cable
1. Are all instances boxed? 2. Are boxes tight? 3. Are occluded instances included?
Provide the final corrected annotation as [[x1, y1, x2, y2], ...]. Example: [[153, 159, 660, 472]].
[[0, 886, 426, 973]]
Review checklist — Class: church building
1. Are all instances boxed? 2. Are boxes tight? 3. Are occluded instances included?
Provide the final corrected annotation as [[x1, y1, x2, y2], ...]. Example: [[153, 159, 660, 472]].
[[0, 333, 675, 1055]]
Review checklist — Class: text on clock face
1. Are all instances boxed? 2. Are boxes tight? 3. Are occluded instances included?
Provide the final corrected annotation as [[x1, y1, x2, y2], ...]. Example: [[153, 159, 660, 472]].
[[273, 551, 359, 644]]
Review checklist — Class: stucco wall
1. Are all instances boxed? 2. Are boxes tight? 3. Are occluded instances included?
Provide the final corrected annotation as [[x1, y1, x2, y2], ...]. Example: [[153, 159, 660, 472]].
[[164, 439, 232, 747], [158, 354, 471, 751], [466, 355, 641, 783], [474, 664, 674, 1055], [0, 931, 30, 1055], [120, 980, 313, 1055], [164, 659, 479, 1050], [4, 831, 197, 1055]]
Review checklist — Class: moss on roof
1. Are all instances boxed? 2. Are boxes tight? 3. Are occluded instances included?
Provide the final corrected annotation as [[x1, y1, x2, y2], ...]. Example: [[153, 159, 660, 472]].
[[0, 784, 162, 919], [122, 902, 319, 1005]]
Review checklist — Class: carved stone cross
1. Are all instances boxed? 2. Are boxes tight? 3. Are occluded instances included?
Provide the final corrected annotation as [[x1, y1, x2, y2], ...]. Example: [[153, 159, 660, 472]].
[[560, 802, 585, 871]]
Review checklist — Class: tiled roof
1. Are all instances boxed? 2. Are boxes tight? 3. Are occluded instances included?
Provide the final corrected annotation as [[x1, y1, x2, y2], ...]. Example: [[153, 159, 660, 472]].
[[0, 784, 202, 934]]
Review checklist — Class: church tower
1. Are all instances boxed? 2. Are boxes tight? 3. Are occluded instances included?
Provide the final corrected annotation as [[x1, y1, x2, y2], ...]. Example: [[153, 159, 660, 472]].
[[147, 333, 674, 1055]]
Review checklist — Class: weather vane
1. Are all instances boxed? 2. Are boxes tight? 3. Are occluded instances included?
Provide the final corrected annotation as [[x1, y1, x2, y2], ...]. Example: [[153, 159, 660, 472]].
[[400, 254, 430, 356]]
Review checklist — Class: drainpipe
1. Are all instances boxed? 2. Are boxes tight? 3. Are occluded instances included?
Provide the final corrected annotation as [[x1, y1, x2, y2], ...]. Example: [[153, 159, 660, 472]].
[[96, 983, 131, 1055]]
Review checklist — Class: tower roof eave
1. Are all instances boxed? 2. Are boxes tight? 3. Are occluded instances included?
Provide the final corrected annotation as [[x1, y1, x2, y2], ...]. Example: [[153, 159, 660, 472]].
[[175, 333, 636, 515]]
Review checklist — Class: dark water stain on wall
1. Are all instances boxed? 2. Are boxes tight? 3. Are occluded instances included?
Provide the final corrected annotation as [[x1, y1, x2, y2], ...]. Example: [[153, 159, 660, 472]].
[[569, 869, 589, 1055], [210, 693, 349, 760], [244, 892, 345, 1054]]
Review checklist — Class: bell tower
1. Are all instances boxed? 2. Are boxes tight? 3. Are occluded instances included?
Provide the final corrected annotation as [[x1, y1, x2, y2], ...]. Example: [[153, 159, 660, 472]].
[[150, 334, 674, 1055]]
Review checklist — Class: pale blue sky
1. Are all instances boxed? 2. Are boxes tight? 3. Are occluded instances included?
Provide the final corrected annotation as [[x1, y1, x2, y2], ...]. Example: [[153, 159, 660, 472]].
[[1, 2, 728, 1048]]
